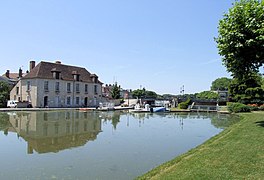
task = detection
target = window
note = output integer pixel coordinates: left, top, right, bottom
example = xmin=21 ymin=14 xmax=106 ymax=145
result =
xmin=67 ymin=83 xmax=71 ymax=93
xmin=76 ymin=97 xmax=80 ymax=105
xmin=94 ymin=85 xmax=98 ymax=95
xmin=27 ymin=81 xmax=31 ymax=91
xmin=67 ymin=97 xmax=71 ymax=105
xmin=85 ymin=84 xmax=88 ymax=94
xmin=44 ymin=81 xmax=49 ymax=92
xmin=76 ymin=75 xmax=80 ymax=81
xmin=16 ymin=87 xmax=19 ymax=95
xmin=55 ymin=82 xmax=60 ymax=92
xmin=55 ymin=72 xmax=60 ymax=79
xmin=73 ymin=74 xmax=80 ymax=81
xmin=76 ymin=83 xmax=80 ymax=93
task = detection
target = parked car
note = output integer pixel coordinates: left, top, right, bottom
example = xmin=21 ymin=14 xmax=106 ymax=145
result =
xmin=7 ymin=100 xmax=18 ymax=108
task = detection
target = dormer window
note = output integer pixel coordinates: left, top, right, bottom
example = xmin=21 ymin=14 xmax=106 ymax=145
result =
xmin=72 ymin=71 xmax=80 ymax=81
xmin=51 ymin=68 xmax=61 ymax=80
xmin=90 ymin=74 xmax=98 ymax=83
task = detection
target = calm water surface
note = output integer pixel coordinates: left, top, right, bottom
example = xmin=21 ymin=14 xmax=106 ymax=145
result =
xmin=0 ymin=111 xmax=239 ymax=180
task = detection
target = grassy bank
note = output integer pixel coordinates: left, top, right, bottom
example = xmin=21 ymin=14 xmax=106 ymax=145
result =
xmin=137 ymin=111 xmax=264 ymax=179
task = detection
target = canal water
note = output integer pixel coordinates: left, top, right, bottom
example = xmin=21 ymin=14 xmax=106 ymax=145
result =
xmin=0 ymin=111 xmax=239 ymax=180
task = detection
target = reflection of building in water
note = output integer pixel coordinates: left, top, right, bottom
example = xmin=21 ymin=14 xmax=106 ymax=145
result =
xmin=8 ymin=111 xmax=102 ymax=154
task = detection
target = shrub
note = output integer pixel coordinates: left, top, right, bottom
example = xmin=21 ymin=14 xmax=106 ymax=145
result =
xmin=178 ymin=98 xmax=191 ymax=109
xmin=259 ymin=105 xmax=264 ymax=111
xmin=179 ymin=102 xmax=188 ymax=109
xmin=247 ymin=104 xmax=259 ymax=111
xmin=227 ymin=102 xmax=251 ymax=113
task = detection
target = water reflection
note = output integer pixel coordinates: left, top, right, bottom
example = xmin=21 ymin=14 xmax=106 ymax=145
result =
xmin=0 ymin=111 xmax=241 ymax=180
xmin=129 ymin=112 xmax=240 ymax=129
xmin=7 ymin=111 xmax=102 ymax=154
xmin=2 ymin=111 xmax=239 ymax=155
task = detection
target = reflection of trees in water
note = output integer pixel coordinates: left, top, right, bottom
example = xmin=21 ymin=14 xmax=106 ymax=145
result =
xmin=100 ymin=111 xmax=121 ymax=130
xmin=210 ymin=114 xmax=240 ymax=129
xmin=111 ymin=112 xmax=121 ymax=129
xmin=0 ymin=113 xmax=11 ymax=135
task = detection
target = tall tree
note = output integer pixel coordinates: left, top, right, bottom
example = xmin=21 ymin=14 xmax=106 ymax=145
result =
xmin=215 ymin=0 xmax=264 ymax=79
xmin=211 ymin=77 xmax=232 ymax=91
xmin=132 ymin=89 xmax=146 ymax=99
xmin=111 ymin=83 xmax=121 ymax=99
xmin=229 ymin=74 xmax=264 ymax=104
xmin=0 ymin=81 xmax=10 ymax=108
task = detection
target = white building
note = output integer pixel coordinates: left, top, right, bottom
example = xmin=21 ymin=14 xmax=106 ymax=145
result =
xmin=10 ymin=60 xmax=103 ymax=108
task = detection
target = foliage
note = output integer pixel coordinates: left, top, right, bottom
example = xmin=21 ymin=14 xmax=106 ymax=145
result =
xmin=247 ymin=104 xmax=259 ymax=111
xmin=196 ymin=91 xmax=218 ymax=100
xmin=211 ymin=77 xmax=231 ymax=91
xmin=215 ymin=0 xmax=264 ymax=80
xmin=229 ymin=74 xmax=264 ymax=104
xmin=0 ymin=81 xmax=10 ymax=108
xmin=132 ymin=88 xmax=158 ymax=99
xmin=178 ymin=98 xmax=191 ymax=109
xmin=111 ymin=83 xmax=121 ymax=99
xmin=132 ymin=89 xmax=146 ymax=99
xmin=145 ymin=90 xmax=157 ymax=99
xmin=259 ymin=104 xmax=264 ymax=111
xmin=0 ymin=113 xmax=10 ymax=131
xmin=261 ymin=77 xmax=264 ymax=89
xmin=227 ymin=102 xmax=251 ymax=113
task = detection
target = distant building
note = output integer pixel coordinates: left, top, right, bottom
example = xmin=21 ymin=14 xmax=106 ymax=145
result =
xmin=1 ymin=68 xmax=26 ymax=86
xmin=10 ymin=60 xmax=103 ymax=107
xmin=0 ymin=75 xmax=14 ymax=85
xmin=102 ymin=84 xmax=132 ymax=100
xmin=102 ymin=84 xmax=114 ymax=99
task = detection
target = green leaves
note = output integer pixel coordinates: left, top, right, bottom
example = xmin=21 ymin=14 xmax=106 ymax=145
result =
xmin=211 ymin=77 xmax=231 ymax=91
xmin=111 ymin=83 xmax=121 ymax=99
xmin=0 ymin=81 xmax=10 ymax=108
xmin=216 ymin=0 xmax=264 ymax=79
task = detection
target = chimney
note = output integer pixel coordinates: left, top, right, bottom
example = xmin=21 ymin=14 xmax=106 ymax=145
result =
xmin=29 ymin=61 xmax=35 ymax=72
xmin=19 ymin=68 xmax=22 ymax=78
xmin=5 ymin=70 xmax=10 ymax=78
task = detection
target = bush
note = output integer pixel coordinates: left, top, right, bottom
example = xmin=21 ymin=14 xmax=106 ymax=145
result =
xmin=179 ymin=102 xmax=188 ymax=109
xmin=259 ymin=105 xmax=264 ymax=111
xmin=178 ymin=98 xmax=191 ymax=109
xmin=247 ymin=104 xmax=259 ymax=111
xmin=227 ymin=102 xmax=251 ymax=113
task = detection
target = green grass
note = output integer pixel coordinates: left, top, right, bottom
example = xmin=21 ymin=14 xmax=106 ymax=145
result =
xmin=137 ymin=111 xmax=264 ymax=180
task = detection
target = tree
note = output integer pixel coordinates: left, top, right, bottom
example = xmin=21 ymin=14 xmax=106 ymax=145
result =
xmin=229 ymin=74 xmax=264 ymax=104
xmin=0 ymin=81 xmax=10 ymax=108
xmin=132 ymin=89 xmax=146 ymax=99
xmin=111 ymin=83 xmax=121 ymax=99
xmin=145 ymin=90 xmax=158 ymax=99
xmin=211 ymin=77 xmax=231 ymax=92
xmin=211 ymin=77 xmax=232 ymax=91
xmin=216 ymin=0 xmax=264 ymax=79
xmin=196 ymin=91 xmax=219 ymax=100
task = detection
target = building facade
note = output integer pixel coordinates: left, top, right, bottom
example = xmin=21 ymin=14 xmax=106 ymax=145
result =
xmin=10 ymin=61 xmax=103 ymax=108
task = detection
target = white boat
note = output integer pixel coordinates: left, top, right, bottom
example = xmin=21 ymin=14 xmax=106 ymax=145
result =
xmin=130 ymin=104 xmax=168 ymax=113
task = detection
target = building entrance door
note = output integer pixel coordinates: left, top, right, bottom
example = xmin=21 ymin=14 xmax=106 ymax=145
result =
xmin=44 ymin=96 xmax=48 ymax=107
xmin=84 ymin=97 xmax=88 ymax=107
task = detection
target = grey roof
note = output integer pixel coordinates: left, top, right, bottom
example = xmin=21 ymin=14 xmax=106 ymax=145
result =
xmin=22 ymin=61 xmax=103 ymax=84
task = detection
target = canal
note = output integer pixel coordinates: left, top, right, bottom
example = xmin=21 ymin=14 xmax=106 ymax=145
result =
xmin=0 ymin=110 xmax=239 ymax=180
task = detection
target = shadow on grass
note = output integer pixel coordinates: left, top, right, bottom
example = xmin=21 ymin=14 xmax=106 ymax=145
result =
xmin=255 ymin=121 xmax=264 ymax=127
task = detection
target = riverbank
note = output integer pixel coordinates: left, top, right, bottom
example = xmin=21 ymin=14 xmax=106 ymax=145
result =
xmin=137 ymin=111 xmax=264 ymax=179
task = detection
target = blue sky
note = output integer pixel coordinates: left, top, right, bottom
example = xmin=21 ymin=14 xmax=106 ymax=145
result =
xmin=0 ymin=0 xmax=235 ymax=94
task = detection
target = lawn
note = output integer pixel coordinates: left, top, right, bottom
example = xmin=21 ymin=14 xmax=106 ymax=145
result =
xmin=137 ymin=111 xmax=264 ymax=179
